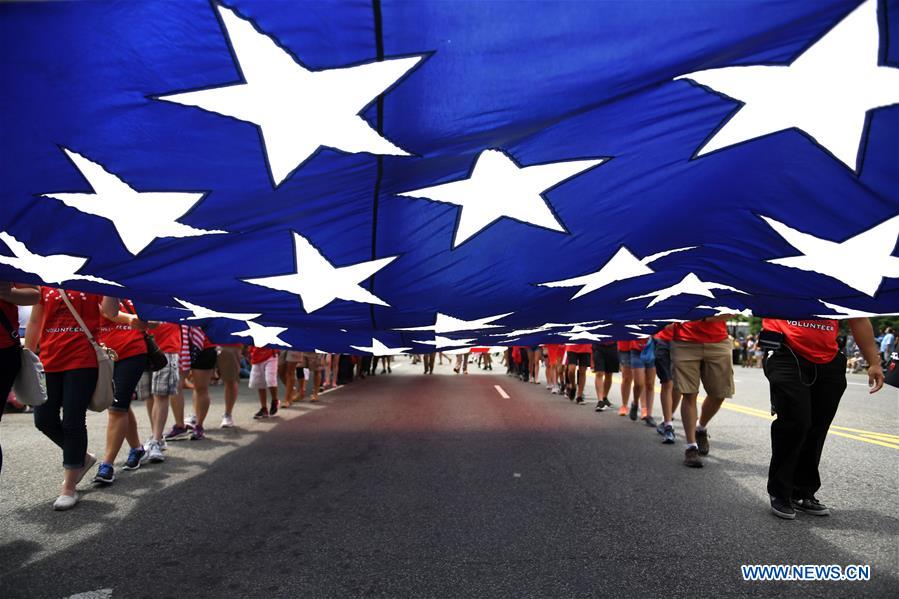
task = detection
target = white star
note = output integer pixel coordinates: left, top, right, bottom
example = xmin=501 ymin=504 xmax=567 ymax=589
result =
xmin=243 ymin=232 xmax=397 ymax=313
xmin=173 ymin=298 xmax=261 ymax=322
xmin=157 ymin=5 xmax=422 ymax=186
xmin=0 ymin=231 xmax=121 ymax=286
xmin=351 ymin=338 xmax=411 ymax=356
xmin=815 ymin=300 xmax=899 ymax=319
xmin=398 ymin=149 xmax=605 ymax=247
xmin=677 ymin=0 xmax=899 ymax=171
xmin=627 ymin=273 xmax=747 ymax=307
xmin=41 ymin=148 xmax=223 ymax=255
xmin=231 ymin=321 xmax=289 ymax=347
xmin=397 ymin=311 xmax=512 ymax=334
xmin=561 ymin=325 xmax=610 ymax=342
xmin=413 ymin=335 xmax=477 ymax=350
xmin=696 ymin=305 xmax=753 ymax=317
xmin=762 ymin=214 xmax=899 ymax=296
xmin=538 ymin=245 xmax=695 ymax=299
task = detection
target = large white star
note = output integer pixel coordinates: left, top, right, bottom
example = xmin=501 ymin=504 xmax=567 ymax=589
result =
xmin=627 ymin=273 xmax=747 ymax=307
xmin=351 ymin=338 xmax=411 ymax=356
xmin=396 ymin=311 xmax=513 ymax=334
xmin=41 ymin=148 xmax=223 ymax=255
xmin=762 ymin=214 xmax=899 ymax=296
xmin=538 ymin=245 xmax=695 ymax=299
xmin=398 ymin=149 xmax=605 ymax=248
xmin=0 ymin=231 xmax=121 ymax=286
xmin=157 ymin=5 xmax=422 ymax=186
xmin=677 ymin=0 xmax=899 ymax=171
xmin=815 ymin=300 xmax=899 ymax=319
xmin=243 ymin=232 xmax=397 ymax=313
xmin=231 ymin=321 xmax=289 ymax=347
xmin=173 ymin=298 xmax=261 ymax=322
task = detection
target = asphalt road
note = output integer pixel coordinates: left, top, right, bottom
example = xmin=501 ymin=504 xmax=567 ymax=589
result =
xmin=0 ymin=357 xmax=897 ymax=598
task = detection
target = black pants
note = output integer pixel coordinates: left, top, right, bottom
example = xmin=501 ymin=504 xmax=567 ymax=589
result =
xmin=765 ymin=348 xmax=846 ymax=501
xmin=35 ymin=367 xmax=97 ymax=469
xmin=0 ymin=345 xmax=21 ymax=474
xmin=110 ymin=353 xmax=148 ymax=412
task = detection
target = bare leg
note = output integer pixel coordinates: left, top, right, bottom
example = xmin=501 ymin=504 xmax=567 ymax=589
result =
xmin=223 ymin=380 xmax=238 ymax=416
xmin=576 ymin=366 xmax=587 ymax=397
xmin=151 ymin=394 xmax=169 ymax=440
xmin=643 ymin=367 xmax=656 ymax=418
xmin=699 ymin=396 xmax=725 ymax=428
xmin=257 ymin=389 xmax=267 ymax=409
xmin=619 ymin=365 xmax=633 ymax=408
xmin=191 ymin=369 xmax=212 ymax=427
xmin=602 ymin=374 xmax=613 ymax=400
xmin=594 ymin=371 xmax=604 ymax=400
xmin=631 ymin=366 xmax=645 ymax=412
xmin=312 ymin=371 xmax=321 ymax=401
xmin=171 ymin=371 xmax=189 ymax=427
xmin=102 ymin=410 xmax=130 ymax=465
xmin=681 ymin=392 xmax=699 ymax=444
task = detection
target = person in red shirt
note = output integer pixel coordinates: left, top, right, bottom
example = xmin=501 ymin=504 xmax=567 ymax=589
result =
xmin=215 ymin=343 xmax=243 ymax=426
xmin=166 ymin=326 xmax=217 ymax=441
xmin=543 ymin=344 xmax=565 ymax=394
xmin=0 ymin=281 xmax=40 ymax=475
xmin=616 ymin=340 xmax=634 ymax=416
xmin=92 ymin=297 xmax=149 ymax=485
xmin=249 ymin=346 xmax=280 ymax=419
xmin=25 ymin=286 xmax=103 ymax=510
xmin=138 ymin=321 xmax=182 ymax=460
xmin=671 ymin=316 xmax=735 ymax=468
xmin=565 ymin=343 xmax=592 ymax=403
xmin=762 ymin=317 xmax=883 ymax=520
xmin=590 ymin=341 xmax=618 ymax=411
xmin=654 ymin=324 xmax=681 ymax=444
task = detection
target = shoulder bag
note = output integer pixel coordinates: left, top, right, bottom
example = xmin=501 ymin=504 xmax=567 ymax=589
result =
xmin=0 ymin=307 xmax=47 ymax=406
xmin=59 ymin=292 xmax=116 ymax=412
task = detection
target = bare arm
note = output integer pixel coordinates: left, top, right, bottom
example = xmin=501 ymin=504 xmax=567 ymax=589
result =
xmin=848 ymin=318 xmax=884 ymax=394
xmin=0 ymin=282 xmax=40 ymax=306
xmin=24 ymin=302 xmax=43 ymax=352
xmin=100 ymin=296 xmax=148 ymax=331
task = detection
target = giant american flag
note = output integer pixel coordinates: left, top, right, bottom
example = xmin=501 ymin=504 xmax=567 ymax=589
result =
xmin=1 ymin=0 xmax=897 ymax=353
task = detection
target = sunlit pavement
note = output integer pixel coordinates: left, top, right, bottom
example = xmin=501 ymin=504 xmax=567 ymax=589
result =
xmin=0 ymin=357 xmax=896 ymax=598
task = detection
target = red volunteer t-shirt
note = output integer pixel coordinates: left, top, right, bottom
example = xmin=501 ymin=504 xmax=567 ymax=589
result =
xmin=673 ymin=320 xmax=728 ymax=344
xmin=152 ymin=322 xmax=182 ymax=354
xmin=565 ymin=343 xmax=592 ymax=353
xmin=99 ymin=299 xmax=146 ymax=361
xmin=38 ymin=287 xmax=102 ymax=373
xmin=762 ymin=319 xmax=839 ymax=364
xmin=249 ymin=346 xmax=278 ymax=364
xmin=655 ymin=324 xmax=676 ymax=342
xmin=0 ymin=297 xmax=18 ymax=350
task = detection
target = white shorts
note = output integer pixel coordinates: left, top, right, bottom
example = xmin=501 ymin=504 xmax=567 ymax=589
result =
xmin=249 ymin=358 xmax=278 ymax=389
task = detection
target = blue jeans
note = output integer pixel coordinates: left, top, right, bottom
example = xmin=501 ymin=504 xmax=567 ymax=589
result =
xmin=34 ymin=368 xmax=96 ymax=469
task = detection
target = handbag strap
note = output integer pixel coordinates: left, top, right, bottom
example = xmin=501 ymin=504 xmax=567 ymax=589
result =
xmin=59 ymin=290 xmax=101 ymax=349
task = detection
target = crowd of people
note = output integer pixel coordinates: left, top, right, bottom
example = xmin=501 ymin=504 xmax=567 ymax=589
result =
xmin=0 ymin=281 xmax=888 ymax=520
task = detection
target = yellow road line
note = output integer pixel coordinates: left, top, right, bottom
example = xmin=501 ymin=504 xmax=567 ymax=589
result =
xmin=583 ymin=371 xmax=898 ymax=450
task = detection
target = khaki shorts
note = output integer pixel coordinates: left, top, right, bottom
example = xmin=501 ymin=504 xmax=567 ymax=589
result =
xmin=217 ymin=346 xmax=242 ymax=383
xmin=671 ymin=338 xmax=734 ymax=398
xmin=297 ymin=352 xmax=320 ymax=369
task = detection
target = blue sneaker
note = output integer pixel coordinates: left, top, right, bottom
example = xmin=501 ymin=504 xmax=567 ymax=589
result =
xmin=662 ymin=424 xmax=676 ymax=444
xmin=656 ymin=422 xmax=666 ymax=435
xmin=628 ymin=402 xmax=638 ymax=421
xmin=122 ymin=447 xmax=146 ymax=471
xmin=93 ymin=462 xmax=115 ymax=484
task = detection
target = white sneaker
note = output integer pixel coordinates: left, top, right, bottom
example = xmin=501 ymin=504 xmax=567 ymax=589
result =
xmin=220 ymin=414 xmax=234 ymax=428
xmin=146 ymin=440 xmax=165 ymax=463
xmin=186 ymin=414 xmax=198 ymax=427
xmin=158 ymin=437 xmax=167 ymax=451
xmin=53 ymin=492 xmax=79 ymax=511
